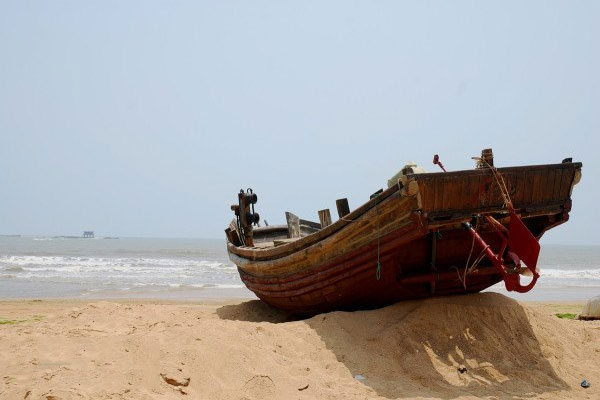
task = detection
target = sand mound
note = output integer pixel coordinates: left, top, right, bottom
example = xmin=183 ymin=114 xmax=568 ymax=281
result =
xmin=1 ymin=293 xmax=598 ymax=399
xmin=305 ymin=293 xmax=597 ymax=398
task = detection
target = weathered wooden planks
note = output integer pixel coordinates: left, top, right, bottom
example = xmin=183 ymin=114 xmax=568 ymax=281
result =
xmin=231 ymin=194 xmax=420 ymax=277
xmin=336 ymin=198 xmax=351 ymax=219
xmin=230 ymin=184 xmax=400 ymax=261
xmin=285 ymin=212 xmax=300 ymax=238
xmin=412 ymin=162 xmax=581 ymax=218
xmin=318 ymin=209 xmax=332 ymax=228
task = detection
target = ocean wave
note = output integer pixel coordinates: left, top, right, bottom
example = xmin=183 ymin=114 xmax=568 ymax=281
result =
xmin=0 ymin=254 xmax=243 ymax=292
xmin=3 ymin=254 xmax=597 ymax=295
xmin=541 ymin=268 xmax=600 ymax=280
xmin=2 ymin=266 xmax=24 ymax=272
xmin=129 ymin=282 xmax=242 ymax=288
xmin=0 ymin=255 xmax=234 ymax=274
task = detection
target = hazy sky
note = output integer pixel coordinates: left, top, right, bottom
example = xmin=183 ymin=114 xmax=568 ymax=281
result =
xmin=1 ymin=1 xmax=598 ymax=244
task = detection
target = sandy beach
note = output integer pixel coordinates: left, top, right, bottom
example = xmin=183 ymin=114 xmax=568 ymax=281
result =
xmin=1 ymin=293 xmax=598 ymax=400
xmin=2 ymin=0 xmax=598 ymax=398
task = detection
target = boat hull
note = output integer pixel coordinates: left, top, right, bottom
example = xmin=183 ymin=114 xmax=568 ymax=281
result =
xmin=228 ymin=161 xmax=582 ymax=314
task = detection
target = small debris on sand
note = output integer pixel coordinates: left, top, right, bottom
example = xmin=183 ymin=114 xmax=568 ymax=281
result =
xmin=160 ymin=368 xmax=190 ymax=387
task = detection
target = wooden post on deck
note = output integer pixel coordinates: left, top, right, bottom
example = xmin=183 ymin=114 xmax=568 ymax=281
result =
xmin=318 ymin=209 xmax=332 ymax=228
xmin=336 ymin=198 xmax=350 ymax=219
xmin=476 ymin=148 xmax=494 ymax=168
xmin=285 ymin=212 xmax=301 ymax=238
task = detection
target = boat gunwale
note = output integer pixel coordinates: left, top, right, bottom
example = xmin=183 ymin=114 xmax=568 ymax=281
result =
xmin=228 ymin=181 xmax=402 ymax=260
xmin=411 ymin=161 xmax=582 ymax=180
xmin=227 ymin=161 xmax=581 ymax=261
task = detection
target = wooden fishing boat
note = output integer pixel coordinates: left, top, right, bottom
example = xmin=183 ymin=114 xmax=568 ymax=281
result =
xmin=225 ymin=150 xmax=582 ymax=314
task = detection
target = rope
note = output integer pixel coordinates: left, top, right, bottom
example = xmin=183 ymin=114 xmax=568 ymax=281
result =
xmin=452 ymin=266 xmax=464 ymax=288
xmin=342 ymin=177 xmax=419 ymax=280
xmin=450 ymin=158 xmax=513 ymax=290
xmin=474 ymin=157 xmax=513 ymax=209
xmin=453 ymin=245 xmax=488 ymax=290
xmin=458 ymin=216 xmax=492 ymax=289
xmin=456 ymin=158 xmax=513 ymax=289
xmin=464 ymin=231 xmax=476 ymax=274
xmin=461 ymin=216 xmax=480 ymax=288
xmin=468 ymin=246 xmax=488 ymax=274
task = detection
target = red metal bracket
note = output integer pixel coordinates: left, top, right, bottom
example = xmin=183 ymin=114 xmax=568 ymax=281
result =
xmin=463 ymin=212 xmax=540 ymax=293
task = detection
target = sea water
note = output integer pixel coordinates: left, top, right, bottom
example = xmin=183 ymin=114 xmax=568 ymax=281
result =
xmin=0 ymin=236 xmax=252 ymax=299
xmin=487 ymin=244 xmax=600 ymax=301
xmin=0 ymin=236 xmax=598 ymax=301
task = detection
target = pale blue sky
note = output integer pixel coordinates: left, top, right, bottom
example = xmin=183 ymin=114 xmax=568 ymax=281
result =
xmin=1 ymin=1 xmax=598 ymax=244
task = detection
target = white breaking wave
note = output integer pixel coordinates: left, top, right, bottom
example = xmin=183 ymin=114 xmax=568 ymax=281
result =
xmin=0 ymin=255 xmax=227 ymax=269
xmin=541 ymin=268 xmax=600 ymax=280
xmin=0 ymin=255 xmax=240 ymax=290
xmin=0 ymin=255 xmax=235 ymax=277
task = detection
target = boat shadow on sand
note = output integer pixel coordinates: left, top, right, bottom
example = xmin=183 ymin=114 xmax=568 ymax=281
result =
xmin=217 ymin=292 xmax=569 ymax=399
